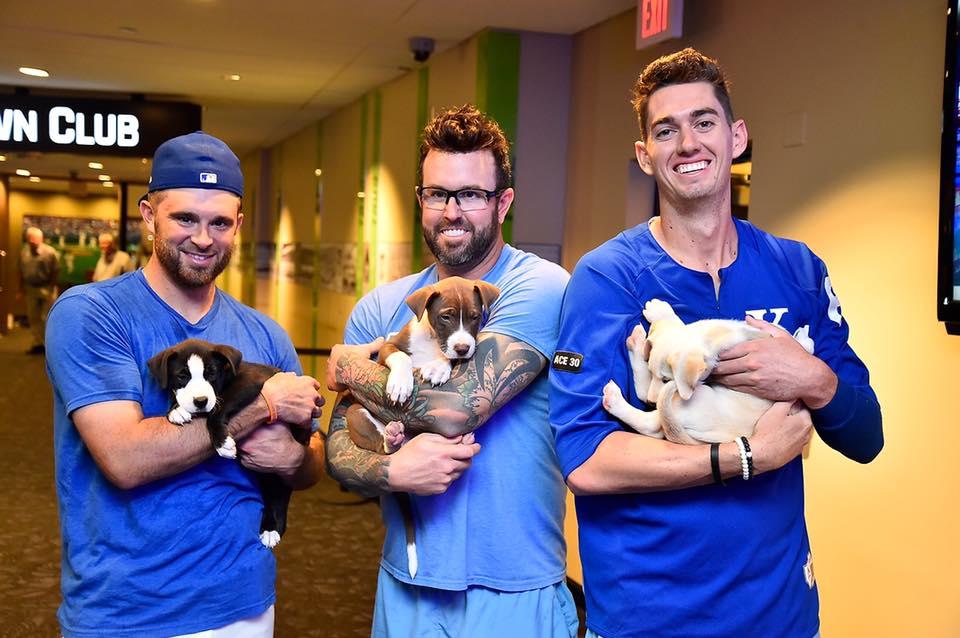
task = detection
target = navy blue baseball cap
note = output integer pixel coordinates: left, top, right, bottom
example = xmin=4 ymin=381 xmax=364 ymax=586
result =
xmin=147 ymin=131 xmax=243 ymax=197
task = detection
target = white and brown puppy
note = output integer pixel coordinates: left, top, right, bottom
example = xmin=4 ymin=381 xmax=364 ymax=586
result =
xmin=345 ymin=276 xmax=499 ymax=578
xmin=603 ymin=299 xmax=814 ymax=444
xmin=148 ymin=339 xmax=309 ymax=548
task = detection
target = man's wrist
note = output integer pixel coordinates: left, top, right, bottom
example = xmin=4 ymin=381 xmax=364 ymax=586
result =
xmin=803 ymin=361 xmax=838 ymax=410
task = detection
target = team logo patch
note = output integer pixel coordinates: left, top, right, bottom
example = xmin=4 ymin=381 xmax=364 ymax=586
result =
xmin=199 ymin=172 xmax=218 ymax=184
xmin=552 ymin=351 xmax=583 ymax=373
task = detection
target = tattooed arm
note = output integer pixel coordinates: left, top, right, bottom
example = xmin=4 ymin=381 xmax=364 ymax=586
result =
xmin=329 ymin=332 xmax=547 ymax=438
xmin=325 ymin=391 xmax=481 ymax=496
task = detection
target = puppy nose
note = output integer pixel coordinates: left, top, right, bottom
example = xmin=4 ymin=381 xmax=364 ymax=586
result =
xmin=193 ymin=396 xmax=209 ymax=409
xmin=454 ymin=344 xmax=470 ymax=357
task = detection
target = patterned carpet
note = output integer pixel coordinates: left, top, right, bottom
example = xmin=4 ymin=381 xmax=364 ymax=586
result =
xmin=0 ymin=327 xmax=383 ymax=637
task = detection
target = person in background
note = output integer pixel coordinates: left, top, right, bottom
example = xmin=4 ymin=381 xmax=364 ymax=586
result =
xmin=92 ymin=232 xmax=134 ymax=282
xmin=19 ymin=226 xmax=59 ymax=355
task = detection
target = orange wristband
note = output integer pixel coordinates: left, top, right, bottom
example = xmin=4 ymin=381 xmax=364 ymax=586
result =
xmin=260 ymin=391 xmax=278 ymax=423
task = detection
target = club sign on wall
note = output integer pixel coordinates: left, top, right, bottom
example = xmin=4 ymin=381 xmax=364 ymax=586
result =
xmin=0 ymin=95 xmax=201 ymax=156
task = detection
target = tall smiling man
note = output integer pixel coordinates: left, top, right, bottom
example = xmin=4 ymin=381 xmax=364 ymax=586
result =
xmin=46 ymin=132 xmax=326 ymax=638
xmin=325 ymin=105 xmax=577 ymax=637
xmin=550 ymin=49 xmax=883 ymax=638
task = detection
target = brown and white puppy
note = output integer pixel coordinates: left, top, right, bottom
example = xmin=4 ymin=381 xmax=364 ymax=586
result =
xmin=148 ymin=339 xmax=309 ymax=548
xmin=345 ymin=276 xmax=499 ymax=577
xmin=603 ymin=299 xmax=814 ymax=444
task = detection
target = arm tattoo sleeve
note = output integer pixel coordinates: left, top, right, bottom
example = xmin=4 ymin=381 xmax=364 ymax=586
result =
xmin=324 ymin=393 xmax=391 ymax=497
xmin=336 ymin=332 xmax=547 ymax=438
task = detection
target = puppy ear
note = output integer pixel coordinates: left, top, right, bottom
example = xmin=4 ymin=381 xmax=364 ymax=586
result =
xmin=674 ymin=355 xmax=708 ymax=401
xmin=147 ymin=348 xmax=175 ymax=390
xmin=211 ymin=344 xmax=243 ymax=376
xmin=473 ymin=281 xmax=500 ymax=312
xmin=405 ymin=286 xmax=440 ymax=320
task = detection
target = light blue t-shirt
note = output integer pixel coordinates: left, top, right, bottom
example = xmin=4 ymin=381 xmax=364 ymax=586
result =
xmin=345 ymin=244 xmax=570 ymax=591
xmin=45 ymin=270 xmax=301 ymax=638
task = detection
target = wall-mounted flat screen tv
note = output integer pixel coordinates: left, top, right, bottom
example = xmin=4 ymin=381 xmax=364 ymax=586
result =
xmin=938 ymin=1 xmax=960 ymax=334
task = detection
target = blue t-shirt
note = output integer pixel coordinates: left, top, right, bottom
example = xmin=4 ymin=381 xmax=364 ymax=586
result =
xmin=550 ymin=219 xmax=882 ymax=638
xmin=345 ymin=244 xmax=570 ymax=591
xmin=45 ymin=270 xmax=302 ymax=638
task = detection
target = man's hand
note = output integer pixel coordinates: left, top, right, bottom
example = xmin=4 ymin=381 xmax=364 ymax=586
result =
xmin=749 ymin=400 xmax=813 ymax=474
xmin=711 ymin=316 xmax=837 ymax=408
xmin=325 ymin=337 xmax=385 ymax=391
xmin=387 ymin=432 xmax=481 ymax=496
xmin=260 ymin=372 xmax=324 ymax=427
xmin=238 ymin=422 xmax=306 ymax=481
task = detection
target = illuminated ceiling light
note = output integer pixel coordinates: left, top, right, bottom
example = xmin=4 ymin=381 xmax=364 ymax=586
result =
xmin=88 ymin=161 xmax=103 ymax=170
xmin=357 ymin=191 xmax=365 ymax=198
xmin=224 ymin=73 xmax=241 ymax=81
xmin=0 ymin=155 xmax=6 ymax=161
xmin=98 ymin=174 xmax=111 ymax=181
xmin=103 ymin=181 xmax=114 ymax=187
xmin=29 ymin=176 xmax=41 ymax=182
xmin=19 ymin=66 xmax=49 ymax=78
xmin=314 ymin=169 xmax=322 ymax=177
xmin=15 ymin=169 xmax=30 ymax=177
xmin=141 ymin=158 xmax=149 ymax=164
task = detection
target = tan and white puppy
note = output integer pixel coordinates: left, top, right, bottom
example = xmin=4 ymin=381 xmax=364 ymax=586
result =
xmin=603 ymin=299 xmax=814 ymax=444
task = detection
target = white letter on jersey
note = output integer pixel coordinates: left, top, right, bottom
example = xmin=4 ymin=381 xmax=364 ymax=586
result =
xmin=824 ymin=276 xmax=842 ymax=326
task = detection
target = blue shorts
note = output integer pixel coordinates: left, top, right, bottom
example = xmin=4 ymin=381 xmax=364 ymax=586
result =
xmin=372 ymin=567 xmax=579 ymax=638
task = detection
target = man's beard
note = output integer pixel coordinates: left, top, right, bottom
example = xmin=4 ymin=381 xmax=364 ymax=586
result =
xmin=423 ymin=211 xmax=499 ymax=269
xmin=153 ymin=232 xmax=233 ymax=288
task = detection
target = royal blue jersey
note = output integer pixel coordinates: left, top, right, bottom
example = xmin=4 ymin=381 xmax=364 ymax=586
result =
xmin=549 ymin=218 xmax=882 ymax=638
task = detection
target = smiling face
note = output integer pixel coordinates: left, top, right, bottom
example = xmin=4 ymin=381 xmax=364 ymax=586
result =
xmin=635 ymin=81 xmax=747 ymax=210
xmin=141 ymin=188 xmax=242 ymax=289
xmin=420 ymin=150 xmax=514 ymax=278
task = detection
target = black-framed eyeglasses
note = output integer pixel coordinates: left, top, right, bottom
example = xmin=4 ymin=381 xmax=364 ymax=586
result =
xmin=416 ymin=186 xmax=501 ymax=212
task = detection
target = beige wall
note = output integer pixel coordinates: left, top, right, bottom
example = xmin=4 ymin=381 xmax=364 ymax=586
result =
xmin=565 ymin=1 xmax=956 ymax=635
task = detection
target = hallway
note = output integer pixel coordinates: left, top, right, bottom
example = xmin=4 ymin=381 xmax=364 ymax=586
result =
xmin=0 ymin=327 xmax=383 ymax=637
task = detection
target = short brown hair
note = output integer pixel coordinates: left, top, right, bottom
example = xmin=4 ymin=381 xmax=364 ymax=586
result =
xmin=631 ymin=48 xmax=734 ymax=141
xmin=418 ymin=104 xmax=512 ymax=190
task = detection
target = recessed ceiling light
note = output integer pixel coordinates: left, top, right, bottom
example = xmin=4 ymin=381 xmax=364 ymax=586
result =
xmin=141 ymin=158 xmax=149 ymax=164
xmin=19 ymin=67 xmax=49 ymax=78
xmin=0 ymin=155 xmax=6 ymax=162
xmin=88 ymin=161 xmax=103 ymax=170
xmin=103 ymin=181 xmax=114 ymax=187
xmin=314 ymin=169 xmax=322 ymax=177
xmin=15 ymin=169 xmax=30 ymax=177
xmin=98 ymin=174 xmax=111 ymax=181
xmin=357 ymin=191 xmax=365 ymax=199
xmin=29 ymin=176 xmax=41 ymax=182
xmin=223 ymin=73 xmax=241 ymax=81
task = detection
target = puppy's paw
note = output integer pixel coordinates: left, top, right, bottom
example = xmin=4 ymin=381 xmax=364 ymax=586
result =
xmin=419 ymin=359 xmax=452 ymax=386
xmin=383 ymin=421 xmax=405 ymax=453
xmin=216 ymin=435 xmax=237 ymax=459
xmin=602 ymin=380 xmax=627 ymax=414
xmin=386 ymin=370 xmax=414 ymax=404
xmin=259 ymin=530 xmax=281 ymax=548
xmin=793 ymin=324 xmax=815 ymax=354
xmin=167 ymin=406 xmax=192 ymax=425
xmin=625 ymin=323 xmax=648 ymax=354
xmin=643 ymin=298 xmax=674 ymax=323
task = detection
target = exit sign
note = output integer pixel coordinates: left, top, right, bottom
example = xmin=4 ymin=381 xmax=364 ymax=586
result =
xmin=636 ymin=0 xmax=683 ymax=49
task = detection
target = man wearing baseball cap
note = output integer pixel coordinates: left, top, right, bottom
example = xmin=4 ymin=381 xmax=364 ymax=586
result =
xmin=45 ymin=131 xmax=326 ymax=637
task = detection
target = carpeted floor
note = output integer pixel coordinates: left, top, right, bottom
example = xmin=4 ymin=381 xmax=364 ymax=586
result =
xmin=0 ymin=327 xmax=384 ymax=637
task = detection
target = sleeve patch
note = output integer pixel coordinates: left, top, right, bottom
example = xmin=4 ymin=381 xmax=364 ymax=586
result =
xmin=552 ymin=351 xmax=584 ymax=373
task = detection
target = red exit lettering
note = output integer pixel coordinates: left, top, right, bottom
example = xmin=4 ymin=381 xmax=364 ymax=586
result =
xmin=641 ymin=0 xmax=669 ymax=39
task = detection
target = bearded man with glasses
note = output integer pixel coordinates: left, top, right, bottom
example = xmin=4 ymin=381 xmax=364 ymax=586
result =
xmin=325 ymin=105 xmax=578 ymax=638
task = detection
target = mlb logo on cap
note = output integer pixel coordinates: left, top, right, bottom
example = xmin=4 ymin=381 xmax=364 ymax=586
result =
xmin=146 ymin=131 xmax=243 ymax=197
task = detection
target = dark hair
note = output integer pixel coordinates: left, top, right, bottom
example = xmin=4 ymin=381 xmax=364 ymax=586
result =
xmin=418 ymin=104 xmax=512 ymax=189
xmin=631 ymin=48 xmax=734 ymax=141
